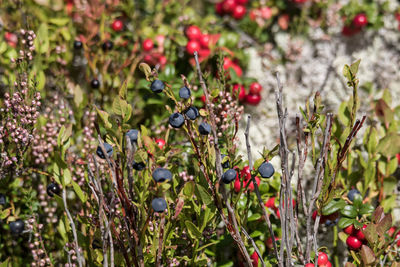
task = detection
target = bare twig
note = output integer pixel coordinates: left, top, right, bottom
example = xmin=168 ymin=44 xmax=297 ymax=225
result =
xmin=62 ymin=188 xmax=84 ymax=267
xmin=241 ymin=227 xmax=265 ymax=267
xmin=244 ymin=115 xmax=280 ymax=265
xmin=156 ymin=214 xmax=166 ymax=267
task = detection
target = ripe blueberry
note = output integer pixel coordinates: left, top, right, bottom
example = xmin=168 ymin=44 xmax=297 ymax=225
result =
xmin=126 ymin=129 xmax=139 ymax=144
xmin=152 ymin=168 xmax=172 ymax=183
xmin=347 ymin=189 xmax=361 ymax=201
xmin=46 ymin=183 xmax=61 ymax=197
xmin=169 ymin=113 xmax=185 ymax=128
xmin=0 ymin=193 xmax=6 ymax=205
xmin=91 ymin=79 xmax=100 ymax=89
xmin=221 ymin=154 xmax=230 ymax=168
xmin=258 ymin=161 xmax=274 ymax=178
xmin=184 ymin=106 xmax=199 ymax=120
xmin=102 ymin=40 xmax=114 ymax=51
xmin=150 ymin=79 xmax=165 ymax=93
xmin=152 ymin=197 xmax=167 ymax=212
xmin=96 ymin=143 xmax=113 ymax=159
xmin=198 ymin=122 xmax=211 ymax=135
xmin=179 ymin=86 xmax=191 ymax=99
xmin=132 ymin=161 xmax=146 ymax=171
xmin=9 ymin=219 xmax=24 ymax=235
xmin=222 ymin=169 xmax=237 ymax=184
xmin=73 ymin=40 xmax=83 ymax=49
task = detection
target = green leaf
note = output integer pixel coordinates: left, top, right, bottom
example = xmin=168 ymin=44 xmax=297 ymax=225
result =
xmin=352 ymin=194 xmax=363 ymax=209
xmin=366 ymin=127 xmax=378 ymax=155
xmin=338 ymin=217 xmax=355 ymax=229
xmin=185 ymin=221 xmax=202 ymax=239
xmin=248 ymin=213 xmax=261 ymax=222
xmin=359 ymin=204 xmax=374 ymax=215
xmin=322 ymin=199 xmax=346 ymax=215
xmin=349 ymin=59 xmax=361 ymax=76
xmin=376 ymin=133 xmax=400 ymax=157
xmin=341 ymin=205 xmax=357 ymax=218
xmin=36 ymin=70 xmax=46 ymax=91
xmin=95 ymin=107 xmax=112 ymax=129
xmin=63 ymin=169 xmax=72 ymax=186
xmin=72 ymin=181 xmax=87 ymax=202
xmin=195 ymin=184 xmax=212 ymax=206
xmin=182 ymin=181 xmax=195 ymax=198
xmin=35 ymin=23 xmax=49 ymax=54
xmin=139 ymin=63 xmax=152 ymax=81
xmin=343 ymin=64 xmax=352 ymax=82
xmin=0 ymin=258 xmax=10 ymax=267
xmin=73 ymin=84 xmax=83 ymax=107
xmin=49 ymin=17 xmax=70 ymax=26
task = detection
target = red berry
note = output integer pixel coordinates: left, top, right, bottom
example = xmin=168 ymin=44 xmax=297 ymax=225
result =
xmin=312 ymin=210 xmax=317 ymax=221
xmin=240 ymin=166 xmax=252 ymax=180
xmin=215 ymin=2 xmax=225 ymax=16
xmin=342 ymin=25 xmax=361 ymax=36
xmin=200 ymin=95 xmax=206 ymax=104
xmin=249 ymin=9 xmax=259 ymax=21
xmin=111 ymin=19 xmax=124 ymax=32
xmin=142 ymin=39 xmax=154 ymax=51
xmin=159 ymin=55 xmax=167 ymax=66
xmin=395 ymin=231 xmax=400 ymax=246
xmin=186 ymin=40 xmax=200 ymax=55
xmin=234 ymin=176 xmax=242 ymax=193
xmin=353 ymin=13 xmax=368 ymax=27
xmin=276 ymin=209 xmax=280 ymax=219
xmin=232 ymin=84 xmax=246 ymax=102
xmin=250 ymin=251 xmax=259 ymax=267
xmin=4 ymin=32 xmax=17 ymax=48
xmin=231 ymin=63 xmax=243 ymax=77
xmin=293 ymin=0 xmax=308 ymax=3
xmin=344 ymin=224 xmax=355 ymax=235
xmin=249 ymin=82 xmax=262 ymax=94
xmin=198 ymin=49 xmax=210 ymax=58
xmin=232 ymin=5 xmax=246 ymax=20
xmin=388 ymin=227 xmax=396 ymax=237
xmin=199 ymin=34 xmax=210 ymax=48
xmin=247 ymin=177 xmax=260 ymax=192
xmin=317 ymin=252 xmax=328 ymax=265
xmin=266 ymin=237 xmax=280 ymax=249
xmin=355 ymin=224 xmax=367 ymax=241
xmin=245 ymin=94 xmax=261 ymax=105
xmin=396 ymin=154 xmax=400 ymax=165
xmin=235 ymin=0 xmax=248 ymax=4
xmin=155 ymin=138 xmax=165 ymax=149
xmin=185 ymin=25 xmax=202 ymax=40
xmin=278 ymin=14 xmax=290 ymax=30
xmin=222 ymin=0 xmax=236 ymax=14
xmin=325 ymin=262 xmax=332 ymax=267
xmin=259 ymin=6 xmax=272 ymax=19
xmin=346 ymin=236 xmax=362 ymax=250
xmin=305 ymin=264 xmax=314 ymax=267
xmin=265 ymin=197 xmax=276 ymax=209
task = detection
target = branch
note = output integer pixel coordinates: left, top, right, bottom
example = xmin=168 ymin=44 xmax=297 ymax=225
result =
xmin=244 ymin=115 xmax=280 ymax=265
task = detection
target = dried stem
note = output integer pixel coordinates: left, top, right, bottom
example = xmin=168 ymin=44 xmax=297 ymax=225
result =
xmin=156 ymin=214 xmax=166 ymax=266
xmin=244 ymin=115 xmax=280 ymax=265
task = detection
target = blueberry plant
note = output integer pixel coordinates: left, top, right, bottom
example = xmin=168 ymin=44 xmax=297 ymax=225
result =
xmin=0 ymin=1 xmax=400 ymax=267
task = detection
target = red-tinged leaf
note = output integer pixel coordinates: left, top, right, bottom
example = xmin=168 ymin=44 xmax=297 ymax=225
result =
xmin=376 ymin=214 xmax=392 ymax=236
xmin=372 ymin=206 xmax=384 ymax=224
xmin=360 ymin=245 xmax=375 ymax=265
xmin=364 ymin=224 xmax=378 ymax=245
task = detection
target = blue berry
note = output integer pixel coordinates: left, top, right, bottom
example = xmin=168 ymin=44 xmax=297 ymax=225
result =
xmin=126 ymin=129 xmax=139 ymax=144
xmin=102 ymin=40 xmax=113 ymax=51
xmin=184 ymin=106 xmax=199 ymax=120
xmin=152 ymin=198 xmax=167 ymax=212
xmin=348 ymin=189 xmax=361 ymax=202
xmin=258 ymin=161 xmax=274 ymax=178
xmin=152 ymin=168 xmax=172 ymax=183
xmin=73 ymin=40 xmax=82 ymax=49
xmin=96 ymin=143 xmax=113 ymax=159
xmin=150 ymin=79 xmax=165 ymax=93
xmin=221 ymin=154 xmax=230 ymax=169
xmin=91 ymin=79 xmax=100 ymax=89
xmin=46 ymin=183 xmax=61 ymax=197
xmin=179 ymin=86 xmax=191 ymax=99
xmin=169 ymin=113 xmax=185 ymax=128
xmin=222 ymin=169 xmax=237 ymax=184
xmin=132 ymin=161 xmax=146 ymax=171
xmin=9 ymin=219 xmax=24 ymax=235
xmin=0 ymin=193 xmax=6 ymax=205
xmin=198 ymin=122 xmax=211 ymax=135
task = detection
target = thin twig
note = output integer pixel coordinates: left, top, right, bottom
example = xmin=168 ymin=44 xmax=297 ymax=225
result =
xmin=241 ymin=227 xmax=265 ymax=267
xmin=244 ymin=115 xmax=280 ymax=265
xmin=156 ymin=214 xmax=166 ymax=266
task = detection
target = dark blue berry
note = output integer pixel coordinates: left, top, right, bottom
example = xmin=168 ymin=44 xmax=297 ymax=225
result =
xmin=132 ymin=161 xmax=146 ymax=171
xmin=221 ymin=154 xmax=230 ymax=169
xmin=348 ymin=189 xmax=361 ymax=202
xmin=0 ymin=193 xmax=6 ymax=205
xmin=73 ymin=40 xmax=82 ymax=49
xmin=96 ymin=143 xmax=113 ymax=159
xmin=91 ymin=79 xmax=100 ymax=89
xmin=46 ymin=183 xmax=61 ymax=197
xmin=9 ymin=219 xmax=24 ymax=235
xmin=152 ymin=168 xmax=172 ymax=183
xmin=102 ymin=40 xmax=113 ymax=51
xmin=184 ymin=106 xmax=199 ymax=120
xmin=198 ymin=122 xmax=211 ymax=135
xmin=152 ymin=198 xmax=167 ymax=212
xmin=179 ymin=86 xmax=191 ymax=99
xmin=150 ymin=79 xmax=165 ymax=93
xmin=222 ymin=169 xmax=237 ymax=184
xmin=169 ymin=113 xmax=185 ymax=128
xmin=258 ymin=161 xmax=274 ymax=178
xmin=126 ymin=129 xmax=139 ymax=144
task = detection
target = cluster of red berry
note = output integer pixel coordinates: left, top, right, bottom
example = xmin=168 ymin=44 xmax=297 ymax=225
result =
xmin=342 ymin=13 xmax=368 ymax=36
xmin=142 ymin=37 xmax=167 ymax=67
xmin=232 ymin=82 xmax=263 ymax=106
xmin=343 ymin=224 xmax=367 ymax=250
xmin=215 ymin=0 xmax=248 ymax=20
xmin=305 ymin=252 xmax=332 ymax=267
xmin=234 ymin=166 xmax=260 ymax=193
xmin=185 ymin=25 xmax=213 ymax=58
